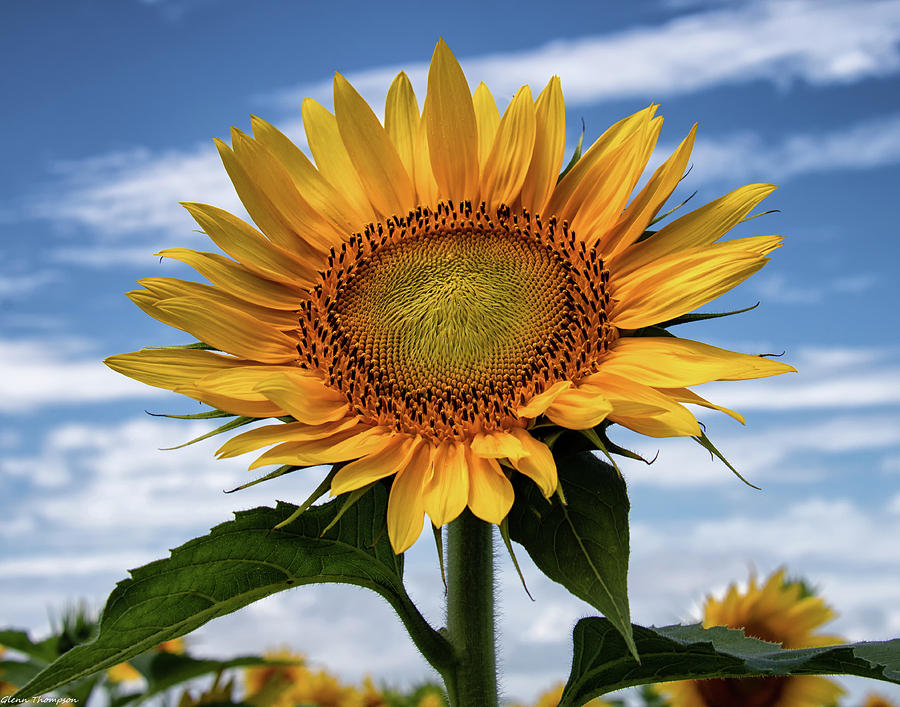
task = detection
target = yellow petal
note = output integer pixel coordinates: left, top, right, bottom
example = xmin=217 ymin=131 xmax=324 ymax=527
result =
xmin=249 ymin=114 xmax=362 ymax=233
xmin=612 ymin=182 xmax=778 ymax=277
xmin=182 ymin=202 xmax=317 ymax=284
xmin=182 ymin=366 xmax=293 ymax=417
xmin=334 ymin=73 xmax=416 ymax=217
xmin=253 ymin=370 xmax=350 ymax=424
xmin=413 ymin=111 xmax=439 ymax=208
xmin=385 ymin=71 xmax=420 ymax=179
xmin=330 ymin=434 xmax=419 ymax=495
xmin=658 ymin=387 xmax=745 ymax=424
xmin=470 ymin=430 xmax=527 ymax=460
xmin=546 ymin=105 xmax=657 ymax=221
xmin=424 ymin=39 xmax=479 ymax=203
xmin=249 ymin=425 xmax=392 ymax=469
xmin=545 ymin=385 xmax=613 ymax=429
xmin=516 ymin=380 xmax=573 ymax=418
xmin=216 ymin=417 xmax=360 ymax=459
xmin=601 ymin=337 xmax=797 ymax=387
xmin=423 ymin=441 xmax=469 ymax=527
xmin=603 ymin=124 xmax=696 ymax=257
xmin=584 ymin=372 xmax=701 ymax=438
xmin=519 ymin=76 xmax=565 ymax=214
xmin=387 ymin=442 xmax=434 ymax=553
xmin=301 ymin=97 xmax=375 ymax=221
xmin=217 ymin=133 xmax=337 ymax=255
xmin=569 ymin=115 xmax=660 ymax=246
xmin=472 ymin=82 xmax=500 ymax=169
xmin=104 ymin=348 xmax=248 ymax=392
xmin=151 ymin=296 xmax=298 ymax=363
xmin=480 ymin=85 xmax=536 ymax=208
xmin=157 ymin=248 xmax=304 ymax=310
xmin=137 ymin=277 xmax=298 ymax=332
xmin=609 ymin=235 xmax=783 ymax=329
xmin=508 ymin=428 xmax=557 ymax=497
xmin=466 ymin=449 xmax=513 ymax=524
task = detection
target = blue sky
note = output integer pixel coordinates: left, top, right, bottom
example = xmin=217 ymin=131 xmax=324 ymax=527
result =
xmin=2 ymin=0 xmax=900 ymax=703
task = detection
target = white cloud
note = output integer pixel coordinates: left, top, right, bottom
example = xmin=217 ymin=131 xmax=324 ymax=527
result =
xmin=0 ymin=338 xmax=167 ymax=413
xmin=686 ymin=113 xmax=900 ymax=184
xmin=267 ymin=0 xmax=900 ymax=110
xmin=0 ymin=270 xmax=58 ymax=298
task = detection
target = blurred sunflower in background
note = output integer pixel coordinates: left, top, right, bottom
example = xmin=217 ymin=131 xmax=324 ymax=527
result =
xmin=656 ymin=568 xmax=845 ymax=707
xmin=107 ymin=637 xmax=185 ymax=684
xmin=107 ymin=39 xmax=793 ymax=552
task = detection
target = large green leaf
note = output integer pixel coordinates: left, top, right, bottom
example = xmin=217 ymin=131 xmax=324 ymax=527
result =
xmin=14 ymin=486 xmax=452 ymax=699
xmin=561 ymin=618 xmax=900 ymax=706
xmin=507 ymin=451 xmax=635 ymax=659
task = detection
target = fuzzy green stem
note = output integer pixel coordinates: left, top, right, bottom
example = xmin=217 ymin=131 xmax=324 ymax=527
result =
xmin=445 ymin=509 xmax=499 ymax=707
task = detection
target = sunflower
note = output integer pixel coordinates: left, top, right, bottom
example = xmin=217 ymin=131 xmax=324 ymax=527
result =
xmin=107 ymin=637 xmax=185 ymax=683
xmin=656 ymin=569 xmax=845 ymax=707
xmin=106 ymin=39 xmax=793 ymax=552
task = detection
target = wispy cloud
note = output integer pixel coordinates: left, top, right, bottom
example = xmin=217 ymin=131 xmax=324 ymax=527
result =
xmin=0 ymin=339 xmax=167 ymax=413
xmin=687 ymin=113 xmax=900 ymax=184
xmin=267 ymin=0 xmax=900 ymax=110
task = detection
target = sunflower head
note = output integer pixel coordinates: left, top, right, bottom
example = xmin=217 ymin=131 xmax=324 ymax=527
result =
xmin=106 ymin=39 xmax=794 ymax=553
xmin=656 ymin=568 xmax=845 ymax=707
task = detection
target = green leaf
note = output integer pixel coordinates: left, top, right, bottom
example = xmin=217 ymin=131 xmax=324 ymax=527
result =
xmin=507 ymin=451 xmax=635 ymax=659
xmin=560 ymin=618 xmax=900 ymax=706
xmin=0 ymin=630 xmax=59 ymax=664
xmin=0 ymin=658 xmax=46 ymax=685
xmin=14 ymin=486 xmax=452 ymax=699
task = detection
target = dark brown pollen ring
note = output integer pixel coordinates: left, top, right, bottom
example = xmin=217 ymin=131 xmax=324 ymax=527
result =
xmin=296 ymin=201 xmax=615 ymax=441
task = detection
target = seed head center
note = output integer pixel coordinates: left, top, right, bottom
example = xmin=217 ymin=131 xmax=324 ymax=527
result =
xmin=297 ymin=202 xmax=613 ymax=439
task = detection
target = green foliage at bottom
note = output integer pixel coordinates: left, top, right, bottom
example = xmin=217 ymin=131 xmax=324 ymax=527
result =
xmin=561 ymin=618 xmax=900 ymax=706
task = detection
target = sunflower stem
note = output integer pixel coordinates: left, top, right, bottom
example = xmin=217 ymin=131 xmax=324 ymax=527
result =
xmin=445 ymin=510 xmax=499 ymax=707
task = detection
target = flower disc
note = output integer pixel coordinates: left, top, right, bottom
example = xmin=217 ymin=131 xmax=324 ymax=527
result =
xmin=303 ymin=201 xmax=613 ymax=440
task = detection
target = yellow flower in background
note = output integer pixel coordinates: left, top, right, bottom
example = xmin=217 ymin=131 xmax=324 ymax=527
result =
xmin=106 ymin=39 xmax=793 ymax=553
xmin=243 ymin=649 xmax=307 ymax=707
xmin=244 ymin=650 xmax=368 ymax=707
xmin=657 ymin=568 xmax=845 ymax=707
xmin=507 ymin=682 xmax=610 ymax=707
xmin=864 ymin=694 xmax=899 ymax=707
xmin=107 ymin=636 xmax=186 ymax=683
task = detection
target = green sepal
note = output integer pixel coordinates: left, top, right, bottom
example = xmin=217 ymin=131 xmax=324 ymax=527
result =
xmin=557 ymin=119 xmax=585 ymax=182
xmin=431 ymin=524 xmax=447 ymax=592
xmin=12 ymin=487 xmax=453 ymax=699
xmin=694 ymin=430 xmax=760 ymax=489
xmin=154 ymin=342 xmax=218 ymax=350
xmin=320 ymin=484 xmax=373 ymax=535
xmin=147 ymin=409 xmax=235 ymax=420
xmin=224 ymin=464 xmax=301 ymax=494
xmin=658 ymin=302 xmax=760 ymax=328
xmin=271 ymin=465 xmax=339 ymax=529
xmin=161 ymin=416 xmax=257 ymax=451
xmin=647 ymin=190 xmax=697 ymax=227
xmin=498 ymin=518 xmax=533 ymax=601
xmin=740 ymin=208 xmax=780 ymax=223
xmin=560 ymin=619 xmax=900 ymax=705
xmin=508 ymin=451 xmax=636 ymax=661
